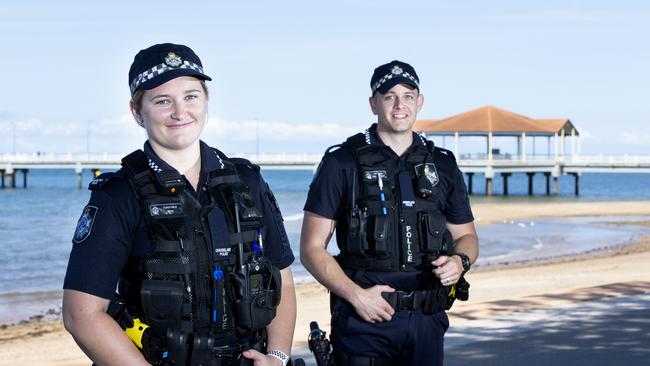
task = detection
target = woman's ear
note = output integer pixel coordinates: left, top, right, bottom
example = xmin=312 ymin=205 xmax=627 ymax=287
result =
xmin=129 ymin=100 xmax=144 ymax=127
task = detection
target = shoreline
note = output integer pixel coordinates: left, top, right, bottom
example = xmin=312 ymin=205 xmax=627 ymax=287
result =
xmin=1 ymin=200 xmax=650 ymax=365
xmin=3 ymin=234 xmax=648 ymax=365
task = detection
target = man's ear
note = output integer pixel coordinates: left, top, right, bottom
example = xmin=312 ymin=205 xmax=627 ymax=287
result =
xmin=369 ymin=95 xmax=378 ymax=115
xmin=416 ymin=93 xmax=424 ymax=114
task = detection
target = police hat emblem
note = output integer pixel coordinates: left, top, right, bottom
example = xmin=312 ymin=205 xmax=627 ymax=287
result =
xmin=164 ymin=52 xmax=183 ymax=68
xmin=73 ymin=205 xmax=98 ymax=243
xmin=391 ymin=65 xmax=404 ymax=75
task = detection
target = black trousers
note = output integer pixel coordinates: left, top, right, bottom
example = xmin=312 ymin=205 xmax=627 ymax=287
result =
xmin=331 ymin=301 xmax=449 ymax=366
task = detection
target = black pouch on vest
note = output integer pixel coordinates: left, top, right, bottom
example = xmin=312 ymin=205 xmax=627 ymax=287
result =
xmin=230 ymin=259 xmax=282 ymax=334
xmin=346 ymin=207 xmax=369 ymax=255
xmin=418 ymin=212 xmax=447 ymax=257
xmin=141 ymin=280 xmax=184 ymax=329
xmin=372 ymin=214 xmax=389 ymax=255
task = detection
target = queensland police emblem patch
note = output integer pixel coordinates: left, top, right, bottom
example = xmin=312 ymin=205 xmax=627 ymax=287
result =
xmin=415 ymin=163 xmax=439 ymax=187
xmin=73 ymin=205 xmax=98 ymax=243
xmin=391 ymin=65 xmax=403 ymax=75
xmin=164 ymin=52 xmax=183 ymax=68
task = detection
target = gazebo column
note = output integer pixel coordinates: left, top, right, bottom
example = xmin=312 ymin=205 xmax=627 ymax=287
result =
xmin=571 ymin=128 xmax=576 ymax=161
xmin=552 ymin=164 xmax=561 ymax=195
xmin=485 ymin=165 xmax=494 ymax=196
xmin=487 ymin=132 xmax=493 ymax=162
xmin=454 ymin=132 xmax=459 ymax=157
xmin=544 ymin=172 xmax=551 ymax=195
xmin=526 ymin=172 xmax=535 ymax=195
xmin=466 ymin=172 xmax=474 ymax=195
xmin=521 ymin=132 xmax=527 ymax=162
xmin=554 ymin=133 xmax=559 ymax=161
xmin=560 ymin=128 xmax=566 ymax=160
xmin=501 ymin=172 xmax=512 ymax=195
xmin=532 ymin=136 xmax=536 ymax=160
xmin=567 ymin=172 xmax=580 ymax=195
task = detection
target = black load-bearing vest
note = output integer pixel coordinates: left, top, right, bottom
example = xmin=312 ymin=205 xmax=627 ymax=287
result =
xmin=116 ymin=149 xmax=281 ymax=364
xmin=335 ymin=133 xmax=454 ymax=273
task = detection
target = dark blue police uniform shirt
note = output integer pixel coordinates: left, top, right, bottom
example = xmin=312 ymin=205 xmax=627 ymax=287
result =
xmin=64 ymin=140 xmax=294 ymax=299
xmin=304 ymin=124 xmax=473 ymax=291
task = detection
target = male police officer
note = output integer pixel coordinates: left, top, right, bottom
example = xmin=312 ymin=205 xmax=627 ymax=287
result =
xmin=300 ymin=60 xmax=478 ymax=366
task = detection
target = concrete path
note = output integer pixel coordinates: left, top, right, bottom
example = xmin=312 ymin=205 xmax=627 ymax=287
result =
xmin=445 ymin=292 xmax=650 ymax=365
xmin=292 ymin=282 xmax=650 ymax=366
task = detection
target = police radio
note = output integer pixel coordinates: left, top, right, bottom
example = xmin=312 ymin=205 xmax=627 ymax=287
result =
xmin=154 ymin=170 xmax=185 ymax=196
xmin=228 ymin=190 xmax=281 ymax=334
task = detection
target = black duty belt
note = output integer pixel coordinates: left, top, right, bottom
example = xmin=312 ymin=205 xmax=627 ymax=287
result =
xmin=382 ymin=290 xmax=431 ymax=311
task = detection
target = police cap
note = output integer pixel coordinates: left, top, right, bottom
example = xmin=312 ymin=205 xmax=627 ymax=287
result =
xmin=370 ymin=60 xmax=419 ymax=95
xmin=128 ymin=43 xmax=212 ymax=96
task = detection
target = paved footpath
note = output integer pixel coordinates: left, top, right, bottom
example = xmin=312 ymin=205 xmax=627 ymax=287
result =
xmin=445 ymin=283 xmax=650 ymax=366
xmin=293 ymin=282 xmax=650 ymax=366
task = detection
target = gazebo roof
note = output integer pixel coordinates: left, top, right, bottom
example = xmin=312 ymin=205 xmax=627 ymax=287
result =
xmin=414 ymin=105 xmax=577 ymax=136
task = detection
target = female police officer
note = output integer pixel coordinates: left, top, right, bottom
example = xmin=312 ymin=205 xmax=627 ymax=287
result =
xmin=62 ymin=43 xmax=296 ymax=366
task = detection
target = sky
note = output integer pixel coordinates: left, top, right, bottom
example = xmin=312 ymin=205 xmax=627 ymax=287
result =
xmin=0 ymin=0 xmax=649 ymax=156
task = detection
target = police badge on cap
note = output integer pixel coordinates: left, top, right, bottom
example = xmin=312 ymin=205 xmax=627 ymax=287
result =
xmin=164 ymin=52 xmax=183 ymax=68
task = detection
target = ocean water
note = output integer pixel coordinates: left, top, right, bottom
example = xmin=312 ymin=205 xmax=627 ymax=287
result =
xmin=1 ymin=169 xmax=650 ymax=324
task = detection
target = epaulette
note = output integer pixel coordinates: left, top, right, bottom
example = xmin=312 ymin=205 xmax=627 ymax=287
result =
xmin=433 ymin=145 xmax=453 ymax=157
xmin=343 ymin=133 xmax=368 ymax=150
xmin=88 ymin=171 xmax=122 ymax=190
xmin=230 ymin=157 xmax=261 ymax=173
xmin=324 ymin=143 xmax=344 ymax=155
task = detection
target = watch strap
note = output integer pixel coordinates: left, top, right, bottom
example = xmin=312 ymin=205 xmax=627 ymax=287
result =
xmin=456 ymin=252 xmax=471 ymax=274
xmin=267 ymin=349 xmax=289 ymax=366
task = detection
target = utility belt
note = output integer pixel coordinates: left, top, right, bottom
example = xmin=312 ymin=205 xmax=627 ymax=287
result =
xmin=108 ymin=298 xmax=265 ymax=366
xmin=163 ymin=329 xmax=264 ymax=366
xmin=381 ymin=277 xmax=469 ymax=314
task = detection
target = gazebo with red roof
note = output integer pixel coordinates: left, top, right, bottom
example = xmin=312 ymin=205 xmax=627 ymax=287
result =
xmin=414 ymin=105 xmax=579 ymax=162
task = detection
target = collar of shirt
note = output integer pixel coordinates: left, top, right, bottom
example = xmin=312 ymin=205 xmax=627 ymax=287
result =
xmin=143 ymin=140 xmax=225 ymax=181
xmin=366 ymin=123 xmax=429 ymax=158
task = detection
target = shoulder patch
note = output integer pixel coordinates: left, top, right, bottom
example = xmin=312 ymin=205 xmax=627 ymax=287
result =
xmin=73 ymin=205 xmax=98 ymax=244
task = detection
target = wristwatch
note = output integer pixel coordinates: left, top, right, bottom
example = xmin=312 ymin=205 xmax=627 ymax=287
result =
xmin=456 ymin=253 xmax=471 ymax=274
xmin=267 ymin=349 xmax=289 ymax=366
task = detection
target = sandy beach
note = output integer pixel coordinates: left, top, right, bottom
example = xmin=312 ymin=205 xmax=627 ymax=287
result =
xmin=1 ymin=200 xmax=649 ymax=366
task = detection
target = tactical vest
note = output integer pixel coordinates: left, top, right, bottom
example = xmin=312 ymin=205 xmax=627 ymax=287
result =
xmin=335 ymin=133 xmax=454 ymax=273
xmin=115 ymin=149 xmax=281 ymax=365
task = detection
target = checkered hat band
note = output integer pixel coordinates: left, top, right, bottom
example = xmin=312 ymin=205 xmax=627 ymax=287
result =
xmin=130 ymin=60 xmax=205 ymax=95
xmin=372 ymin=71 xmax=419 ymax=93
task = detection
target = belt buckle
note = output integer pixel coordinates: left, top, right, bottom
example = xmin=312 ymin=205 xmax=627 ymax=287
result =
xmin=397 ymin=291 xmax=415 ymax=311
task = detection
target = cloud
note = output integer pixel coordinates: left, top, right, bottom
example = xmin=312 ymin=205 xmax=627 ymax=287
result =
xmin=0 ymin=114 xmax=144 ymax=154
xmin=203 ymin=118 xmax=365 ymax=141
xmin=619 ymin=131 xmax=650 ymax=147
xmin=1 ymin=115 xmax=366 ymax=154
xmin=202 ymin=118 xmax=367 ymax=154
